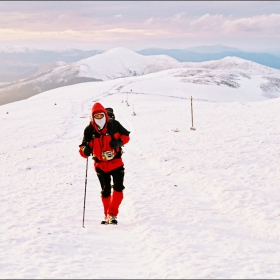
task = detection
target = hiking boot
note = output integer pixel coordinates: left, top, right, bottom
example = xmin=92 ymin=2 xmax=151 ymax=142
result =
xmin=101 ymin=215 xmax=109 ymax=225
xmin=108 ymin=215 xmax=118 ymax=225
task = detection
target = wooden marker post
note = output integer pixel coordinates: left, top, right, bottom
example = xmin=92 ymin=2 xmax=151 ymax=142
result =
xmin=190 ymin=96 xmax=196 ymax=131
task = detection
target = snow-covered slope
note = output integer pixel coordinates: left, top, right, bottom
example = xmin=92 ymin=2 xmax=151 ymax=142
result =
xmin=1 ymin=47 xmax=280 ymax=106
xmin=78 ymin=47 xmax=181 ymax=80
xmin=1 ymin=71 xmax=280 ymax=278
xmin=183 ymin=56 xmax=279 ymax=75
xmin=0 ymin=47 xmax=181 ymax=105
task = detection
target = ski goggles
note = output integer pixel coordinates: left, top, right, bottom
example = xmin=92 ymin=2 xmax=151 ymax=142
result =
xmin=93 ymin=113 xmax=105 ymax=119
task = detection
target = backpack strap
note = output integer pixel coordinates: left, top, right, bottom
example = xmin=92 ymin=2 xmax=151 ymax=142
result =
xmin=107 ymin=119 xmax=123 ymax=158
xmin=79 ymin=122 xmax=99 ymax=147
xmin=107 ymin=119 xmax=115 ymax=141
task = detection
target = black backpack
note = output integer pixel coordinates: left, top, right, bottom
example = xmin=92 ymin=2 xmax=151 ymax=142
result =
xmin=105 ymin=107 xmax=115 ymax=120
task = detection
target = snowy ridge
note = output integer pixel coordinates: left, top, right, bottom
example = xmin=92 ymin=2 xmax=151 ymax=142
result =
xmin=191 ymin=56 xmax=279 ymax=75
xmin=78 ymin=48 xmax=280 ymax=79
xmin=78 ymin=47 xmax=181 ymax=80
xmin=1 ymin=47 xmax=280 ymax=106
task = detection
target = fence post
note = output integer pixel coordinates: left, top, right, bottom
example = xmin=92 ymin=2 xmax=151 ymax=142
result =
xmin=190 ymin=96 xmax=196 ymax=131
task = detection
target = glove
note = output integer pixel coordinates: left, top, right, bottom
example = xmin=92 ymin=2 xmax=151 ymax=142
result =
xmin=109 ymin=139 xmax=123 ymax=149
xmin=82 ymin=145 xmax=92 ymax=156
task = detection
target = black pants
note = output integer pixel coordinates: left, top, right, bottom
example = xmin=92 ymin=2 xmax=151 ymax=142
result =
xmin=96 ymin=166 xmax=125 ymax=198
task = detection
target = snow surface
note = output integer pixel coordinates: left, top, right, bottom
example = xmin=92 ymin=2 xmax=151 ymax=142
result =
xmin=77 ymin=47 xmax=181 ymax=80
xmin=3 ymin=47 xmax=279 ymax=107
xmin=77 ymin=48 xmax=280 ymax=81
xmin=1 ymin=67 xmax=280 ymax=279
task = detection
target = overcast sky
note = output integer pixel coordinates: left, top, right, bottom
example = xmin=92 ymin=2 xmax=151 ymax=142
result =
xmin=0 ymin=1 xmax=280 ymax=52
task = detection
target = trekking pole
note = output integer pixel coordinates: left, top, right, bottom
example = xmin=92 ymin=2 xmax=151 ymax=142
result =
xmin=190 ymin=96 xmax=196 ymax=131
xmin=82 ymin=157 xmax=89 ymax=228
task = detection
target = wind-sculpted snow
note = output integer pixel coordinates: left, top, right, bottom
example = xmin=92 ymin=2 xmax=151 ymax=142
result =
xmin=260 ymin=77 xmax=280 ymax=98
xmin=174 ymin=69 xmax=241 ymax=88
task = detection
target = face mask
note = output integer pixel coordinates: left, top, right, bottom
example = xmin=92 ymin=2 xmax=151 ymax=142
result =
xmin=93 ymin=113 xmax=106 ymax=130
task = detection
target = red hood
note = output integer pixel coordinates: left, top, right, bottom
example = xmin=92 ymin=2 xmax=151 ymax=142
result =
xmin=91 ymin=102 xmax=109 ymax=133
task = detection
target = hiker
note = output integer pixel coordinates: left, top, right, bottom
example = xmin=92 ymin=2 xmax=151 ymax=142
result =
xmin=79 ymin=102 xmax=130 ymax=225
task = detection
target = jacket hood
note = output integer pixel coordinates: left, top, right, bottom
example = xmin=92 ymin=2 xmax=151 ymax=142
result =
xmin=91 ymin=102 xmax=109 ymax=133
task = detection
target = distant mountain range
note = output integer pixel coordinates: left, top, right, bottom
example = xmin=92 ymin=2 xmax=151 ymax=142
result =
xmin=0 ymin=46 xmax=279 ymax=106
xmin=1 ymin=45 xmax=280 ymax=84
xmin=182 ymin=45 xmax=243 ymax=53
xmin=136 ymin=47 xmax=280 ymax=71
xmin=0 ymin=48 xmax=104 ymax=83
xmin=0 ymin=47 xmax=182 ymax=105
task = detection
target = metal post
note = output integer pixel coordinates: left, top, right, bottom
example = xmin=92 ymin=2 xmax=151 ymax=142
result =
xmin=190 ymin=96 xmax=196 ymax=131
xmin=82 ymin=157 xmax=89 ymax=228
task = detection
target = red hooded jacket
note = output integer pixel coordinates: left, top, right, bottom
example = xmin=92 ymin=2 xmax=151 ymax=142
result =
xmin=79 ymin=103 xmax=130 ymax=173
